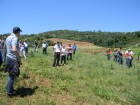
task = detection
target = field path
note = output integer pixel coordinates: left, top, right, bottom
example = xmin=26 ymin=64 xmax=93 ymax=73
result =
xmin=48 ymin=38 xmax=100 ymax=48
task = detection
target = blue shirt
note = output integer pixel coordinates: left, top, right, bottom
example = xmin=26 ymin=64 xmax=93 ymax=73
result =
xmin=72 ymin=45 xmax=76 ymax=50
xmin=6 ymin=34 xmax=19 ymax=60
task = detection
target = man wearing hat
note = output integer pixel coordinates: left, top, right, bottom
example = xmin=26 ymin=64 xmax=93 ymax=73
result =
xmin=5 ymin=27 xmax=22 ymax=96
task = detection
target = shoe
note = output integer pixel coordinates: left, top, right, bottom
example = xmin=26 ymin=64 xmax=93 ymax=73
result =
xmin=7 ymin=93 xmax=16 ymax=97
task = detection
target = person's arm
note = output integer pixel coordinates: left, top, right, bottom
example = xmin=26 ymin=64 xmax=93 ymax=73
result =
xmin=12 ymin=46 xmax=21 ymax=61
xmin=12 ymin=38 xmax=21 ymax=62
xmin=53 ymin=46 xmax=55 ymax=56
xmin=3 ymin=43 xmax=6 ymax=52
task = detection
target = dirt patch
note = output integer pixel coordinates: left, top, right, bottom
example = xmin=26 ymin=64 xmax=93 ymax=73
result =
xmin=48 ymin=38 xmax=94 ymax=47
xmin=84 ymin=49 xmax=106 ymax=55
xmin=41 ymin=78 xmax=52 ymax=87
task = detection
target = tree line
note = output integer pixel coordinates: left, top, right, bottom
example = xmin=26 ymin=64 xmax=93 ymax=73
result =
xmin=0 ymin=30 xmax=140 ymax=47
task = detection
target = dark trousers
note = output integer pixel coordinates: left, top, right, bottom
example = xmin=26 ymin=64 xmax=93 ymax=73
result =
xmin=67 ymin=53 xmax=72 ymax=60
xmin=114 ymin=55 xmax=118 ymax=61
xmin=43 ymin=48 xmax=46 ymax=54
xmin=53 ymin=52 xmax=60 ymax=66
xmin=6 ymin=73 xmax=15 ymax=94
xmin=61 ymin=55 xmax=66 ymax=64
xmin=119 ymin=56 xmax=123 ymax=65
xmin=127 ymin=59 xmax=132 ymax=68
xmin=73 ymin=50 xmax=76 ymax=54
xmin=107 ymin=54 xmax=110 ymax=61
xmin=126 ymin=58 xmax=129 ymax=65
xmin=25 ymin=47 xmax=28 ymax=55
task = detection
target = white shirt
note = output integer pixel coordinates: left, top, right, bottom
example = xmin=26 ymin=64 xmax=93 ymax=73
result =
xmin=61 ymin=48 xmax=66 ymax=56
xmin=42 ymin=43 xmax=46 ymax=48
xmin=54 ymin=44 xmax=61 ymax=52
xmin=24 ymin=42 xmax=28 ymax=47
xmin=128 ymin=51 xmax=134 ymax=59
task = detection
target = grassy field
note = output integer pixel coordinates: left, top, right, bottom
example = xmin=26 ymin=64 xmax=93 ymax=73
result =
xmin=0 ymin=41 xmax=140 ymax=105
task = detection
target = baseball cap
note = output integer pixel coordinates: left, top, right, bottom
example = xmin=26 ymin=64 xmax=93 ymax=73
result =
xmin=13 ymin=27 xmax=22 ymax=32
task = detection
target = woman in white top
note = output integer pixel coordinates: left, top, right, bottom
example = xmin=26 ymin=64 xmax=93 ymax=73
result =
xmin=61 ymin=45 xmax=67 ymax=65
xmin=19 ymin=41 xmax=26 ymax=59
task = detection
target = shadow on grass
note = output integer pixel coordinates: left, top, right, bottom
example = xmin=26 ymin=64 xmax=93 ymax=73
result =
xmin=15 ymin=86 xmax=38 ymax=97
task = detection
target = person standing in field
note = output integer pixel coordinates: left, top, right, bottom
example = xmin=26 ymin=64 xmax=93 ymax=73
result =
xmin=4 ymin=27 xmax=22 ymax=97
xmin=19 ymin=41 xmax=26 ymax=59
xmin=125 ymin=49 xmax=129 ymax=65
xmin=118 ymin=47 xmax=124 ymax=65
xmin=24 ymin=39 xmax=28 ymax=55
xmin=114 ymin=49 xmax=118 ymax=62
xmin=42 ymin=41 xmax=47 ymax=54
xmin=34 ymin=40 xmax=38 ymax=52
xmin=61 ymin=45 xmax=67 ymax=65
xmin=67 ymin=43 xmax=73 ymax=60
xmin=106 ymin=48 xmax=111 ymax=61
xmin=45 ymin=41 xmax=49 ymax=54
xmin=72 ymin=43 xmax=76 ymax=55
xmin=52 ymin=42 xmax=61 ymax=67
xmin=127 ymin=49 xmax=134 ymax=68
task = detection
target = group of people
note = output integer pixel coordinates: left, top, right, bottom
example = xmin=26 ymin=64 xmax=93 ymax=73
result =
xmin=1 ymin=27 xmax=77 ymax=97
xmin=107 ymin=47 xmax=134 ymax=68
xmin=52 ymin=42 xmax=76 ymax=67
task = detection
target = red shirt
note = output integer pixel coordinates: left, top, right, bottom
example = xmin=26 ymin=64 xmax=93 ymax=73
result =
xmin=107 ymin=50 xmax=111 ymax=54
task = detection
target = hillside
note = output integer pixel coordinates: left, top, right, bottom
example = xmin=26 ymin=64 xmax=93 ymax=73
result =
xmin=1 ymin=30 xmax=140 ymax=48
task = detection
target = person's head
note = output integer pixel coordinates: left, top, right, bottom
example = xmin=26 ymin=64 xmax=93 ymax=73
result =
xmin=21 ymin=41 xmax=24 ymax=44
xmin=57 ymin=41 xmax=59 ymax=45
xmin=63 ymin=45 xmax=65 ymax=48
xmin=128 ymin=48 xmax=131 ymax=52
xmin=120 ymin=47 xmax=123 ymax=50
xmin=13 ymin=27 xmax=22 ymax=36
xmin=60 ymin=42 xmax=62 ymax=45
xmin=74 ymin=43 xmax=76 ymax=45
xmin=68 ymin=43 xmax=71 ymax=47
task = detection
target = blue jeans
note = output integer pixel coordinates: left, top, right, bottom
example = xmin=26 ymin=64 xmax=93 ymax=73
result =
xmin=6 ymin=73 xmax=15 ymax=94
xmin=127 ymin=59 xmax=132 ymax=68
xmin=107 ymin=54 xmax=110 ymax=61
xmin=126 ymin=58 xmax=129 ymax=65
xmin=119 ymin=56 xmax=123 ymax=65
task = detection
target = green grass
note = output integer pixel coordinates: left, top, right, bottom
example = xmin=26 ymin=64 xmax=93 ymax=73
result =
xmin=0 ymin=46 xmax=140 ymax=105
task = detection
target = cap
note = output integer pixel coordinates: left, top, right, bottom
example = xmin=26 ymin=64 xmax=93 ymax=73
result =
xmin=128 ymin=48 xmax=131 ymax=51
xmin=13 ymin=27 xmax=22 ymax=32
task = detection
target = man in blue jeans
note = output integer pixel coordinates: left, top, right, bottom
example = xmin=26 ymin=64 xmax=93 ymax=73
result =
xmin=5 ymin=27 xmax=22 ymax=97
xmin=118 ymin=47 xmax=124 ymax=65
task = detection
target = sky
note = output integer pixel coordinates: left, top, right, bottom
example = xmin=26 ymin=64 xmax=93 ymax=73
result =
xmin=0 ymin=0 xmax=140 ymax=34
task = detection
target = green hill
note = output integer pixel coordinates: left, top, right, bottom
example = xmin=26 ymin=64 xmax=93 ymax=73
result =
xmin=1 ymin=30 xmax=140 ymax=47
